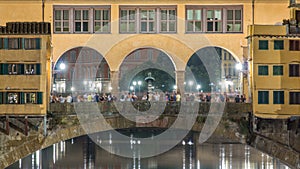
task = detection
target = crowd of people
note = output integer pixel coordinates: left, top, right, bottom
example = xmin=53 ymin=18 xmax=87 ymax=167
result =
xmin=50 ymin=91 xmax=246 ymax=103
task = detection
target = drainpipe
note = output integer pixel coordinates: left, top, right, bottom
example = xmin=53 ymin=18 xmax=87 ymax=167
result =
xmin=42 ymin=0 xmax=45 ymax=22
xmin=252 ymin=0 xmax=255 ymax=26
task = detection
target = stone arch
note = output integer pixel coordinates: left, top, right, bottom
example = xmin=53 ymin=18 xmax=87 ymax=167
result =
xmin=53 ymin=46 xmax=111 ymax=94
xmin=105 ymin=34 xmax=195 ymax=71
xmin=185 ymin=46 xmax=241 ymax=93
xmin=192 ymin=45 xmax=242 ymax=63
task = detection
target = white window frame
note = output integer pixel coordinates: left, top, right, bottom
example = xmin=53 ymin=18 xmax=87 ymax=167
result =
xmin=54 ymin=9 xmax=70 ymax=33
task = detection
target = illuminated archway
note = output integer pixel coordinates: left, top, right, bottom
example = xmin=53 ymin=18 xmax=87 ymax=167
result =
xmin=53 ymin=47 xmax=110 ymax=95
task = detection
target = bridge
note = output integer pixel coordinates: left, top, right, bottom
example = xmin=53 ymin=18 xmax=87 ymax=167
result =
xmin=0 ymin=102 xmax=299 ymax=169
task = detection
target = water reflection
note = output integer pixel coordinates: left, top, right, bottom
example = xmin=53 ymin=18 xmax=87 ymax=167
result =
xmin=7 ymin=130 xmax=290 ymax=169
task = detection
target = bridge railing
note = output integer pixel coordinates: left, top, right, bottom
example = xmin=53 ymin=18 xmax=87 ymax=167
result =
xmin=48 ymin=101 xmax=252 ymax=116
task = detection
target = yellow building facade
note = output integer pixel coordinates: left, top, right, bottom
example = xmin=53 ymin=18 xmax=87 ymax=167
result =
xmin=248 ymin=23 xmax=300 ymax=118
xmin=0 ymin=0 xmax=298 ymax=117
xmin=0 ymin=22 xmax=51 ymax=115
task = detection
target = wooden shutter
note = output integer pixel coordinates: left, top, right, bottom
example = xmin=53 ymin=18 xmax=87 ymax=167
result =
xmin=36 ymin=63 xmax=41 ymax=75
xmin=36 ymin=38 xmax=41 ymax=49
xmin=37 ymin=92 xmax=43 ymax=104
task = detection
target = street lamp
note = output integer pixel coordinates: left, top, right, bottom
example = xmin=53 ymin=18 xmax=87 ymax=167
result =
xmin=173 ymin=85 xmax=177 ymax=90
xmin=132 ymin=81 xmax=137 ymax=93
xmin=59 ymin=62 xmax=66 ymax=70
xmin=235 ymin=63 xmax=243 ymax=71
xmin=196 ymin=84 xmax=201 ymax=90
xmin=52 ymin=61 xmax=66 ymax=93
xmin=130 ymin=86 xmax=134 ymax=92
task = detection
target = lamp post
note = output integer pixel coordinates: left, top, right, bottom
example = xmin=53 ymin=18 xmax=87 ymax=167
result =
xmin=138 ymin=81 xmax=142 ymax=96
xmin=133 ymin=81 xmax=137 ymax=92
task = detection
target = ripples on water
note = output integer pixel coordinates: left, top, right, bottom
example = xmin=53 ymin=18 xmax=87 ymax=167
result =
xmin=7 ymin=129 xmax=290 ymax=169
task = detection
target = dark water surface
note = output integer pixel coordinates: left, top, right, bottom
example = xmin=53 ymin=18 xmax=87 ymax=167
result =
xmin=7 ymin=129 xmax=290 ymax=169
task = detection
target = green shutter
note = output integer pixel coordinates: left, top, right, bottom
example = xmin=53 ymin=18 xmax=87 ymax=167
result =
xmin=0 ymin=38 xmax=2 ymax=49
xmin=21 ymin=38 xmax=25 ymax=49
xmin=258 ymin=92 xmax=262 ymax=104
xmin=0 ymin=92 xmax=2 ymax=104
xmin=4 ymin=38 xmax=8 ymax=49
xmin=274 ymin=40 xmax=284 ymax=50
xmin=36 ymin=38 xmax=41 ymax=49
xmin=20 ymin=92 xmax=25 ymax=104
xmin=18 ymin=64 xmax=24 ymax=75
xmin=36 ymin=64 xmax=41 ymax=75
xmin=259 ymin=40 xmax=268 ymax=50
xmin=37 ymin=92 xmax=43 ymax=104
xmin=3 ymin=64 xmax=8 ymax=75
xmin=258 ymin=66 xmax=268 ymax=75
xmin=3 ymin=92 xmax=6 ymax=104
xmin=0 ymin=64 xmax=2 ymax=75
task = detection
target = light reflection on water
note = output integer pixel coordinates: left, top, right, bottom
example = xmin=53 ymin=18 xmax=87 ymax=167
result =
xmin=7 ymin=130 xmax=290 ymax=169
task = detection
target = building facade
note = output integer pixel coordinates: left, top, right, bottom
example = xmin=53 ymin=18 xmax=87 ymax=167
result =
xmin=0 ymin=0 xmax=299 ymax=117
xmin=0 ymin=22 xmax=51 ymax=115
xmin=248 ymin=23 xmax=300 ymax=118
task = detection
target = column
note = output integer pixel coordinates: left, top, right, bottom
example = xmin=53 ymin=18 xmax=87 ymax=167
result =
xmin=175 ymin=70 xmax=185 ymax=95
xmin=110 ymin=70 xmax=119 ymax=98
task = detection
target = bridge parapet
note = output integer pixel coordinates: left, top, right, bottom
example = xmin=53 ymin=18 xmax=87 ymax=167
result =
xmin=48 ymin=102 xmax=252 ymax=116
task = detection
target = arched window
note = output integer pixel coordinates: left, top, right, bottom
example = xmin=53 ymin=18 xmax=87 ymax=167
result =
xmin=223 ymin=64 xmax=227 ymax=77
xmin=228 ymin=63 xmax=232 ymax=76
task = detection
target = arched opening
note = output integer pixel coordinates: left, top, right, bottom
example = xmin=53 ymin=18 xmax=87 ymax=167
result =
xmin=185 ymin=47 xmax=240 ymax=101
xmin=119 ymin=48 xmax=176 ymax=100
xmin=53 ymin=47 xmax=110 ymax=95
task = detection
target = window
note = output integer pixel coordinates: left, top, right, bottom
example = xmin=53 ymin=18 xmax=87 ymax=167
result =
xmin=289 ymin=92 xmax=300 ymax=104
xmin=258 ymin=65 xmax=268 ymax=75
xmin=228 ymin=63 xmax=232 ymax=76
xmin=223 ymin=64 xmax=227 ymax=77
xmin=140 ymin=9 xmax=156 ymax=33
xmin=54 ymin=9 xmax=70 ymax=32
xmin=273 ymin=91 xmax=284 ymax=104
xmin=274 ymin=40 xmax=284 ymax=50
xmin=25 ymin=64 xmax=36 ymax=75
xmin=186 ymin=9 xmax=202 ymax=32
xmin=7 ymin=93 xmax=19 ymax=104
xmin=258 ymin=91 xmax=269 ymax=104
xmin=74 ymin=9 xmax=89 ymax=32
xmin=186 ymin=5 xmax=242 ymax=33
xmin=289 ymin=40 xmax=300 ymax=51
xmin=226 ymin=9 xmax=242 ymax=32
xmin=8 ymin=64 xmax=18 ymax=74
xmin=259 ymin=40 xmax=268 ymax=50
xmin=289 ymin=64 xmax=300 ymax=77
xmin=25 ymin=93 xmax=36 ymax=104
xmin=24 ymin=38 xmax=41 ymax=50
xmin=8 ymin=38 xmax=22 ymax=49
xmin=206 ymin=9 xmax=222 ymax=32
xmin=120 ymin=6 xmax=176 ymax=33
xmin=223 ymin=52 xmax=227 ymax=60
xmin=160 ymin=9 xmax=176 ymax=33
xmin=273 ymin=65 xmax=283 ymax=76
xmin=120 ymin=9 xmax=136 ymax=33
xmin=54 ymin=6 xmax=111 ymax=34
xmin=94 ymin=9 xmax=110 ymax=33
